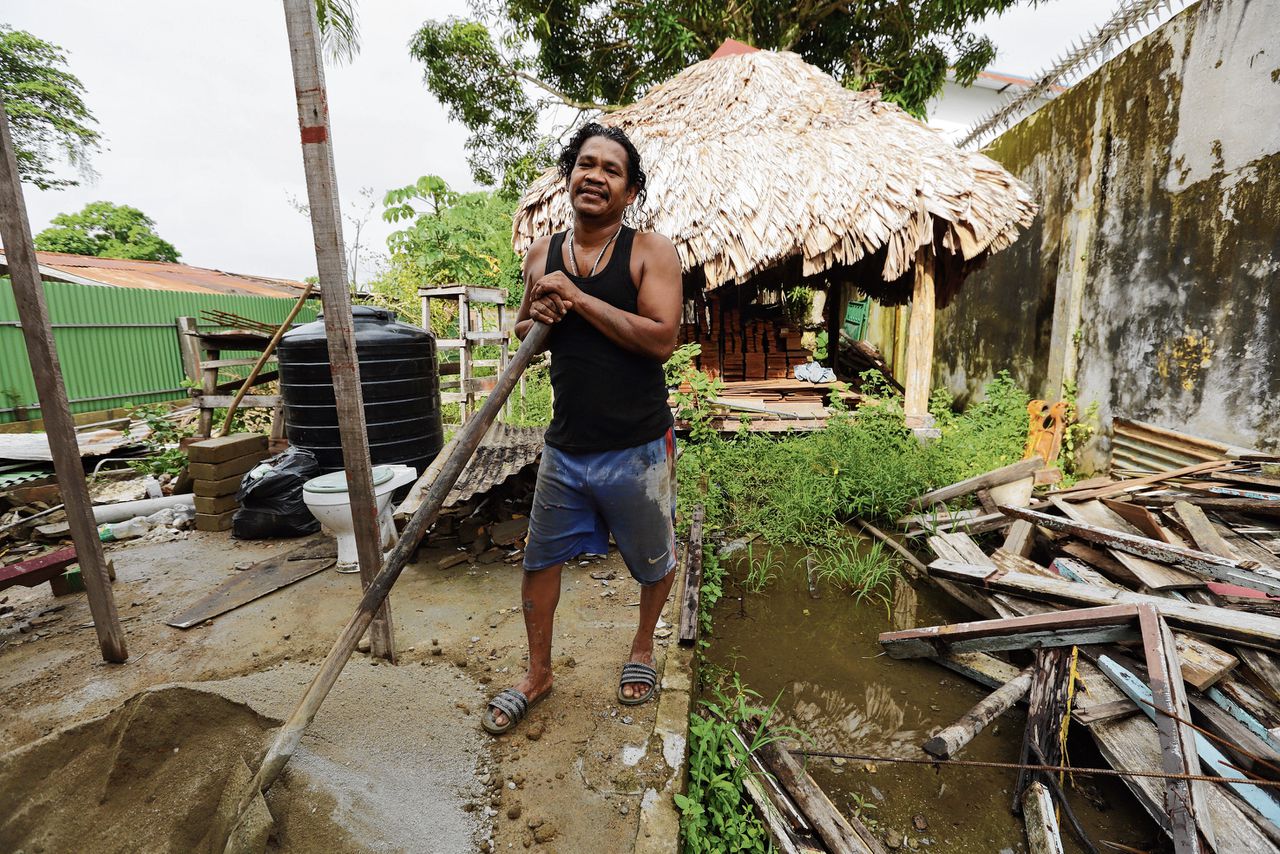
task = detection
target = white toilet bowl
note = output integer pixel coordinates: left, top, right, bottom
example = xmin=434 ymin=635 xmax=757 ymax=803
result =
xmin=301 ymin=464 xmax=418 ymax=572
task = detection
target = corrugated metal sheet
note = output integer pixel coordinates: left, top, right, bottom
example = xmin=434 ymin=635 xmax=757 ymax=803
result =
xmin=445 ymin=424 xmax=544 ymax=507
xmin=1110 ymin=417 xmax=1230 ymax=474
xmin=0 ymin=277 xmax=318 ymax=423
xmin=0 ymin=425 xmax=151 ymax=462
xmin=0 ymin=250 xmax=308 ymax=299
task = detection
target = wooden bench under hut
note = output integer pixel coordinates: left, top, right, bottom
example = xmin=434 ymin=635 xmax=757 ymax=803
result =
xmin=513 ymin=40 xmax=1037 ymax=435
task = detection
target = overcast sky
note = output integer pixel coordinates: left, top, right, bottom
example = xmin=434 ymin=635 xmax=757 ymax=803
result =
xmin=6 ymin=0 xmax=1143 ymax=281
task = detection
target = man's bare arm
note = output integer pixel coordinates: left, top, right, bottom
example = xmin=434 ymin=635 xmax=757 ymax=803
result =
xmin=514 ymin=237 xmax=555 ymax=350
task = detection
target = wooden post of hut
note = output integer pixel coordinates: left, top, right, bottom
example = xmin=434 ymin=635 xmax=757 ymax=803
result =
xmin=903 ymin=248 xmax=941 ymax=438
xmin=0 ymin=94 xmax=129 ymax=663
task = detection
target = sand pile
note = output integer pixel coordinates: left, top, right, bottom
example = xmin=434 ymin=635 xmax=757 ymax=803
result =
xmin=0 ymin=686 xmax=286 ymax=853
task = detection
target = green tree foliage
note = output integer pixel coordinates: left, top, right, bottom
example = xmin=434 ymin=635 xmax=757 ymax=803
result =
xmin=412 ymin=0 xmax=1030 ymax=187
xmin=315 ymin=0 xmax=361 ymax=64
xmin=0 ymin=25 xmax=101 ymax=190
xmin=367 ymin=175 xmax=522 ymax=326
xmin=35 ymin=201 xmax=181 ymax=262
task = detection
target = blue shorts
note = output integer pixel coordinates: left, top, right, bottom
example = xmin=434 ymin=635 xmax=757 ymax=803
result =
xmin=524 ymin=429 xmax=677 ymax=585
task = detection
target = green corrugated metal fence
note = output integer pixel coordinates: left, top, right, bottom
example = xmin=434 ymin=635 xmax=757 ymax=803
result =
xmin=0 ymin=277 xmax=318 ymax=424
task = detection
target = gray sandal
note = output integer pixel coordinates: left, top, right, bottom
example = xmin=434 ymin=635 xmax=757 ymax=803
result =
xmin=617 ymin=662 xmax=658 ymax=706
xmin=483 ymin=688 xmax=547 ymax=735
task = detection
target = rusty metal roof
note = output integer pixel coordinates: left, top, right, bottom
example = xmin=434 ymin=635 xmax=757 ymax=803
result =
xmin=1 ymin=250 xmax=309 ymax=299
xmin=445 ymin=424 xmax=545 ymax=508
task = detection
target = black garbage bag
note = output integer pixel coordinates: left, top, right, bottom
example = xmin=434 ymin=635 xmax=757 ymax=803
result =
xmin=232 ymin=446 xmax=321 ymax=539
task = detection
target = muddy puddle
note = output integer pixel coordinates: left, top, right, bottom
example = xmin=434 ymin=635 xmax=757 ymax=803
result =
xmin=704 ymin=542 xmax=1165 ymax=853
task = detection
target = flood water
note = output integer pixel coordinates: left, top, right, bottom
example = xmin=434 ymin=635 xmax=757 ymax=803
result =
xmin=702 ymin=541 xmax=1164 ymax=853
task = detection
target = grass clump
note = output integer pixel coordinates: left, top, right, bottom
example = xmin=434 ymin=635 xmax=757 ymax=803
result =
xmin=677 ymin=370 xmax=1031 ymax=548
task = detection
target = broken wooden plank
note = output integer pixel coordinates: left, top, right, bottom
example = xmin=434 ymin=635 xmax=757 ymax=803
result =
xmin=0 ymin=546 xmax=78 ymax=591
xmin=1051 ymin=558 xmax=1235 ymax=689
xmin=1003 ymin=519 xmax=1037 ymax=558
xmin=677 ymin=505 xmax=706 ymax=646
xmin=746 ymin=724 xmax=885 ymax=854
xmin=878 ymin=605 xmax=1140 ymax=660
xmin=1014 ymin=648 xmax=1075 ymax=809
xmin=1187 ymin=694 xmax=1280 ymax=776
xmin=1002 ymin=505 xmax=1280 ymax=595
xmin=1172 ymin=632 xmax=1238 ymax=691
xmin=990 ymin=549 xmax=1059 ymax=578
xmin=1072 ymin=698 xmax=1139 ymax=727
xmin=1081 ymin=657 xmax=1275 ymax=853
xmin=1058 ymin=542 xmax=1143 ymax=586
xmin=726 ymin=725 xmax=817 ymax=850
xmin=167 ymin=541 xmax=336 ymax=628
xmin=1021 ymin=782 xmax=1065 ymax=854
xmin=1051 ymin=557 xmax=1123 ymax=589
xmin=1236 ymin=648 xmax=1280 ymax=707
xmin=909 ymin=458 xmax=1043 ymax=510
xmin=1173 ymin=501 xmax=1238 ymax=559
xmin=1205 ymin=686 xmax=1280 ymax=756
xmin=1048 ymin=498 xmax=1202 ymax=589
xmin=1134 ymin=605 xmax=1211 ymax=854
xmin=934 ymin=650 xmax=1023 ymax=689
xmin=1213 ymin=471 xmax=1280 ymax=492
xmin=928 ymin=531 xmax=996 ymax=567
xmin=1101 ymin=653 xmax=1280 ymax=841
xmin=1133 ymin=493 xmax=1280 ymax=518
xmin=1061 ymin=460 xmax=1232 ymax=502
xmin=928 ymin=561 xmax=1280 ymax=649
xmin=1101 ymin=498 xmax=1188 ymax=546
xmin=922 ymin=666 xmax=1034 ymax=759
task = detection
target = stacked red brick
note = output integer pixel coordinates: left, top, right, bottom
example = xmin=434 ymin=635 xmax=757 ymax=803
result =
xmin=187 ymin=434 xmax=268 ymax=532
xmin=679 ymin=299 xmax=812 ymax=382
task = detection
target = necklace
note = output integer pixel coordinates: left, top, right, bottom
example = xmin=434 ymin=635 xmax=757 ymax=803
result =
xmin=567 ymin=225 xmax=623 ymax=278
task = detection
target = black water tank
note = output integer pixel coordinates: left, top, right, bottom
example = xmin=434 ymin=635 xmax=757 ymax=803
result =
xmin=278 ymin=306 xmax=443 ymax=475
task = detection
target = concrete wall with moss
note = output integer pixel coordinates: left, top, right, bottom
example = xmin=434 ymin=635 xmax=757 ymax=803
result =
xmin=934 ymin=0 xmax=1280 ymax=458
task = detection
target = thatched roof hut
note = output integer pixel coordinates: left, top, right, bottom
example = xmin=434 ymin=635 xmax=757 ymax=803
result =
xmin=513 ymin=44 xmax=1035 ymax=304
xmin=512 ymin=43 xmax=1037 ymax=427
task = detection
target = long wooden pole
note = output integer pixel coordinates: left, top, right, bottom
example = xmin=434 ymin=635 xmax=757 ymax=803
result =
xmin=218 ymin=282 xmax=314 ymax=436
xmin=0 ymin=95 xmax=128 ymax=663
xmin=923 ymin=666 xmax=1033 ymax=759
xmin=282 ymin=0 xmax=394 ymax=659
xmin=221 ymin=322 xmax=550 ymax=851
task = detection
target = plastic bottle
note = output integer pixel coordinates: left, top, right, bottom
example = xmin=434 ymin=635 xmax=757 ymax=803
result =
xmin=98 ymin=516 xmax=154 ymax=542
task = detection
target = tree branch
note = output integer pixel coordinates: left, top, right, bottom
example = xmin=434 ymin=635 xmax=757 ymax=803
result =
xmin=513 ymin=70 xmax=619 ymax=112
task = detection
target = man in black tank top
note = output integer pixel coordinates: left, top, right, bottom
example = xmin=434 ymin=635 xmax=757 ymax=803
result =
xmin=483 ymin=124 xmax=683 ymax=734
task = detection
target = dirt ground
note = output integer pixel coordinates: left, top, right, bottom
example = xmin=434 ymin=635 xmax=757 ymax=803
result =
xmin=0 ymin=528 xmax=681 ymax=853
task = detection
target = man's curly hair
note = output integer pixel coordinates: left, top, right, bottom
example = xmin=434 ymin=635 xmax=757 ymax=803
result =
xmin=557 ymin=122 xmax=647 ymax=209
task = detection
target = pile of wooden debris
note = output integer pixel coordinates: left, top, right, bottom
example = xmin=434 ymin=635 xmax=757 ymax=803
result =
xmin=879 ymin=451 xmax=1280 ymax=853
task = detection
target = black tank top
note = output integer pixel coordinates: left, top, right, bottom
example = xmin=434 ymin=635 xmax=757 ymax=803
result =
xmin=542 ymin=226 xmax=674 ymax=452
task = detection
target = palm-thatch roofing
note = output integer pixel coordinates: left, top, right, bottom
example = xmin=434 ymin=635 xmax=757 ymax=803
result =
xmin=512 ymin=46 xmax=1036 ymax=305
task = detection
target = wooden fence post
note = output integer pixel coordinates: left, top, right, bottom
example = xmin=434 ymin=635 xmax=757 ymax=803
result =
xmin=0 ymin=94 xmax=128 ymax=663
xmin=282 ymin=0 xmax=395 ymax=660
xmin=175 ymin=316 xmax=202 ymax=384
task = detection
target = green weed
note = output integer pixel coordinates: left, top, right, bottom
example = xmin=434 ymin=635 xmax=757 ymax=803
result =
xmin=811 ymin=540 xmax=900 ymax=615
xmin=742 ymin=545 xmax=783 ymax=593
xmin=676 ymin=675 xmax=805 ymax=853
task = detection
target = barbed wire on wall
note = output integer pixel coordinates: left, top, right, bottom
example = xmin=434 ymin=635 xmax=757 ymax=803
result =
xmin=959 ymin=0 xmax=1194 ymax=149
